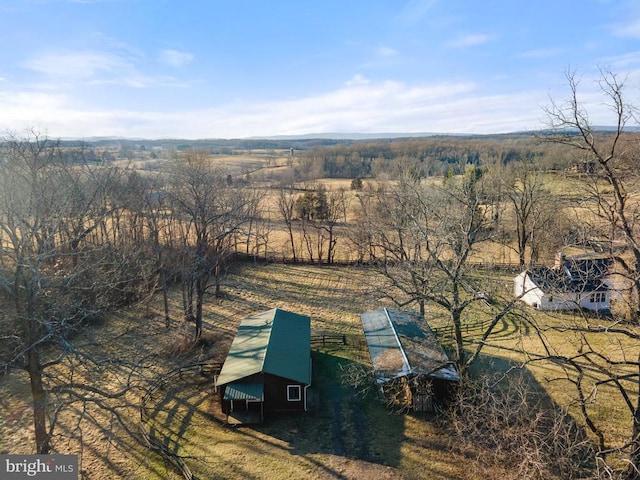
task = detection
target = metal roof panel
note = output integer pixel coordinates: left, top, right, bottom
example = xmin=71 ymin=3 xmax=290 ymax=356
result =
xmin=223 ymin=382 xmax=264 ymax=401
xmin=360 ymin=308 xmax=459 ymax=382
xmin=216 ymin=308 xmax=310 ymax=386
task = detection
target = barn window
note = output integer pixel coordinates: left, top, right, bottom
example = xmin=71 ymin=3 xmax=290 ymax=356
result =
xmin=287 ymin=385 xmax=301 ymax=401
xmin=590 ymin=292 xmax=606 ymax=303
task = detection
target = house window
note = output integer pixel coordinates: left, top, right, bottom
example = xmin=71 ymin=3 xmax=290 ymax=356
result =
xmin=590 ymin=292 xmax=606 ymax=303
xmin=287 ymin=385 xmax=301 ymax=401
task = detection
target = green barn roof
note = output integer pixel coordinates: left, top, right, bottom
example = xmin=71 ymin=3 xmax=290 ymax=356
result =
xmin=216 ymin=308 xmax=311 ymax=387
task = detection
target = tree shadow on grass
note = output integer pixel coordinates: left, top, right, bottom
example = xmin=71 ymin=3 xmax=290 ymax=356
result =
xmin=270 ymin=351 xmax=403 ymax=461
xmin=241 ymin=350 xmax=473 ymax=479
xmin=141 ymin=342 xmax=597 ymax=480
xmin=459 ymin=353 xmax=597 ymax=480
xmin=238 ymin=350 xmax=408 ymax=479
xmin=292 ymin=350 xmax=595 ymax=480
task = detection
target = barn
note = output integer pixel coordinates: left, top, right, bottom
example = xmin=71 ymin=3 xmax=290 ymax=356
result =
xmin=360 ymin=308 xmax=459 ymax=412
xmin=215 ymin=308 xmax=311 ymax=424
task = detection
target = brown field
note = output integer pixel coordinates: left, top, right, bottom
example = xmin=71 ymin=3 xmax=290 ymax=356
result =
xmin=114 ymin=150 xmax=605 ymax=266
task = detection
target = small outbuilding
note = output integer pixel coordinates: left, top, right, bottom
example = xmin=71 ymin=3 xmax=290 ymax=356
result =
xmin=360 ymin=308 xmax=459 ymax=412
xmin=215 ymin=308 xmax=311 ymax=424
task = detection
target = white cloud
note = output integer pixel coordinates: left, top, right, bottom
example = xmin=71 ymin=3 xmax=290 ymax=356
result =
xmin=0 ymin=90 xmax=70 ymax=133
xmin=446 ymin=33 xmax=491 ymax=48
xmin=610 ymin=18 xmax=640 ymax=39
xmin=22 ymin=50 xmax=153 ymax=87
xmin=345 ymin=74 xmax=370 ymax=87
xmin=607 ymin=1 xmax=640 ymax=39
xmin=183 ymin=80 xmax=544 ymax=138
xmin=602 ymin=52 xmax=640 ymax=77
xmin=377 ymin=46 xmax=398 ymax=57
xmin=396 ymin=0 xmax=438 ymax=26
xmin=0 ymin=77 xmax=584 ymax=139
xmin=24 ymin=51 xmax=127 ymax=80
xmin=158 ymin=49 xmax=194 ymax=67
xmin=519 ymin=48 xmax=563 ymax=59
xmin=22 ymin=49 xmax=190 ymax=88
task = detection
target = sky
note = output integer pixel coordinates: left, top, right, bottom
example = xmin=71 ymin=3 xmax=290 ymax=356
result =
xmin=0 ymin=0 xmax=639 ymax=139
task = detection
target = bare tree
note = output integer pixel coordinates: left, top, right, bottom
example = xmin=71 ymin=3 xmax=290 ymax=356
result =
xmin=349 ymin=182 xmax=379 ymax=263
xmin=294 ymin=186 xmax=333 ymax=263
xmin=323 ymin=187 xmax=349 ymax=264
xmin=448 ymin=371 xmax=594 ymax=480
xmin=167 ymin=150 xmax=249 ymax=339
xmin=121 ymin=170 xmax=173 ymax=326
xmin=277 ymin=187 xmax=298 ymax=262
xmin=354 ymin=168 xmax=517 ymax=374
xmin=0 ymin=131 xmax=150 ymax=453
xmin=498 ymin=164 xmax=565 ymax=268
xmin=241 ymin=186 xmax=269 ymax=262
xmin=546 ymin=70 xmax=640 ymax=318
xmin=542 ymin=69 xmax=640 ymax=478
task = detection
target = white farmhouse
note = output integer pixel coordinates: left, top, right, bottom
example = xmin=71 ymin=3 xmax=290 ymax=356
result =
xmin=514 ymin=255 xmax=612 ymax=312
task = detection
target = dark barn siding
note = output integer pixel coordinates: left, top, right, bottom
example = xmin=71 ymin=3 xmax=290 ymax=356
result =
xmin=263 ymin=374 xmax=306 ymax=412
xmin=220 ymin=373 xmax=306 ymax=414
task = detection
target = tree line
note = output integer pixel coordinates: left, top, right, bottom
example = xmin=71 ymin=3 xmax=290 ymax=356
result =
xmin=291 ymin=133 xmax=577 ymax=180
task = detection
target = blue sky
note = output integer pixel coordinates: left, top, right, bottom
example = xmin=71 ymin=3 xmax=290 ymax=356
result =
xmin=0 ymin=0 xmax=639 ymax=139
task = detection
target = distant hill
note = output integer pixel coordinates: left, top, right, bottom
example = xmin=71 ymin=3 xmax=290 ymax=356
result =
xmin=60 ymin=131 xmax=534 ymax=151
xmin=247 ymin=132 xmax=443 ymax=140
xmin=57 ymin=126 xmax=639 ymax=150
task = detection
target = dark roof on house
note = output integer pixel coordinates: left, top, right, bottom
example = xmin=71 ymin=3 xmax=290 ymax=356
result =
xmin=563 ymin=254 xmax=611 ymax=279
xmin=216 ymin=308 xmax=311 ymax=387
xmin=360 ymin=308 xmax=459 ymax=383
xmin=529 ymin=255 xmax=611 ymax=293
